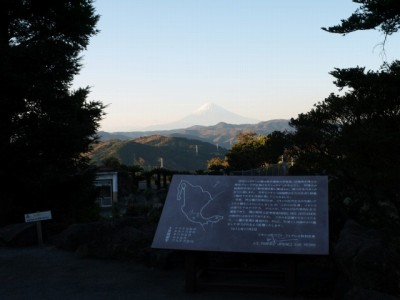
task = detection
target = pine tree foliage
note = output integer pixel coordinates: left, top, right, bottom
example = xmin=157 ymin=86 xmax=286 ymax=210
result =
xmin=288 ymin=0 xmax=400 ymax=232
xmin=323 ymin=0 xmax=400 ymax=36
xmin=0 ymin=1 xmax=105 ymax=224
xmin=289 ymin=62 xmax=400 ymax=229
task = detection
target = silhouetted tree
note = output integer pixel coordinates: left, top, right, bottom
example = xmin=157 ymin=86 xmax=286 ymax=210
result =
xmin=314 ymin=0 xmax=400 ymax=231
xmin=207 ymin=157 xmax=228 ymax=174
xmin=226 ymin=132 xmax=267 ymax=171
xmin=129 ymin=165 xmax=144 ymax=190
xmin=226 ymin=131 xmax=288 ymax=171
xmin=264 ymin=131 xmax=290 ymax=164
xmin=289 ymin=62 xmax=400 ymax=230
xmin=0 ymin=1 xmax=104 ymax=224
xmin=323 ymin=0 xmax=400 ymax=36
xmin=102 ymin=157 xmax=122 ymax=169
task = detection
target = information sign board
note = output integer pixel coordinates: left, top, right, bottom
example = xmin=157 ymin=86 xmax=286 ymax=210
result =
xmin=24 ymin=211 xmax=52 ymax=223
xmin=152 ymin=175 xmax=328 ymax=255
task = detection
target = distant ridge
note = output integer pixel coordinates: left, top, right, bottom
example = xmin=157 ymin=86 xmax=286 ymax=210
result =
xmin=143 ymin=103 xmax=259 ymax=130
xmin=98 ymin=119 xmax=292 ymax=149
xmin=90 ymin=135 xmax=227 ymax=171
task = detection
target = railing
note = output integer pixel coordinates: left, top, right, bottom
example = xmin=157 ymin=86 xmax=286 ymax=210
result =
xmin=230 ymin=162 xmax=289 ymax=176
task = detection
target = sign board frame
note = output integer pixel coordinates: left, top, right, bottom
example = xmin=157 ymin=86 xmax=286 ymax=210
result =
xmin=152 ymin=175 xmax=329 ymax=255
xmin=24 ymin=211 xmax=52 ymax=223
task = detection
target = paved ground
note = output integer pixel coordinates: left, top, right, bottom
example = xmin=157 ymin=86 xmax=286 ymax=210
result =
xmin=0 ymin=246 xmax=330 ymax=300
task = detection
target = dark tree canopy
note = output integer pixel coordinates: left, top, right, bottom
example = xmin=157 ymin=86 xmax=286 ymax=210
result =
xmin=226 ymin=132 xmax=268 ymax=171
xmin=0 ymin=1 xmax=104 ymax=224
xmin=207 ymin=157 xmax=228 ymax=173
xmin=323 ymin=0 xmax=400 ymax=36
xmin=289 ymin=61 xmax=400 ymax=230
xmin=226 ymin=131 xmax=289 ymax=172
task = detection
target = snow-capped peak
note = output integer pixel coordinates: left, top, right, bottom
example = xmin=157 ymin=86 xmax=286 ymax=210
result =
xmin=195 ymin=102 xmax=215 ymax=114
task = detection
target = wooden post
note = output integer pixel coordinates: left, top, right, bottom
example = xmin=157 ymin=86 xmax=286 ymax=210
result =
xmin=185 ymin=253 xmax=197 ymax=293
xmin=24 ymin=211 xmax=52 ymax=246
xmin=285 ymin=256 xmax=297 ymax=296
xmin=36 ymin=221 xmax=43 ymax=246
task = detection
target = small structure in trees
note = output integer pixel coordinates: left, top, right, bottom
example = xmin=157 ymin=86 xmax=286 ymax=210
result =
xmin=95 ymin=171 xmax=118 ymax=207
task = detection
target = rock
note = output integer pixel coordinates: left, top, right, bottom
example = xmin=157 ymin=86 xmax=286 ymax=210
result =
xmin=0 ymin=223 xmax=37 ymax=246
xmin=345 ymin=287 xmax=398 ymax=300
xmin=147 ymin=249 xmax=184 ymax=269
xmin=51 ymin=223 xmax=98 ymax=251
xmin=76 ymin=226 xmax=147 ymax=259
xmin=334 ymin=219 xmax=399 ymax=296
xmin=52 ymin=217 xmax=155 ymax=260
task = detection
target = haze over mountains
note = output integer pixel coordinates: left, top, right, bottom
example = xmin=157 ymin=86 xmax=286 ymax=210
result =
xmin=93 ymin=103 xmax=292 ymax=170
xmin=93 ymin=119 xmax=292 ymax=171
xmin=142 ymin=103 xmax=260 ymax=131
xmin=99 ymin=103 xmax=292 ymax=149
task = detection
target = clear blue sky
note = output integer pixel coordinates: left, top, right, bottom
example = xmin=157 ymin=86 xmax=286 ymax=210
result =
xmin=72 ymin=0 xmax=399 ymax=131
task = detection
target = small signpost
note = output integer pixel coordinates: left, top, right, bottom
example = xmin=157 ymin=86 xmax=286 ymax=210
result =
xmin=24 ymin=210 xmax=52 ymax=245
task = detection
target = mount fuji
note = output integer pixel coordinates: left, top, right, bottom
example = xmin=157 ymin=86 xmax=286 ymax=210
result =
xmin=144 ymin=103 xmax=259 ymax=130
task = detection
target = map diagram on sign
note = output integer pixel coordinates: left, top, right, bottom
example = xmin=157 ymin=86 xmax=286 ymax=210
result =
xmin=177 ymin=180 xmax=224 ymax=230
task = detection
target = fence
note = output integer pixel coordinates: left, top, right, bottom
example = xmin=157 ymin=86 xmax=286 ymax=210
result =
xmin=230 ymin=162 xmax=289 ymax=176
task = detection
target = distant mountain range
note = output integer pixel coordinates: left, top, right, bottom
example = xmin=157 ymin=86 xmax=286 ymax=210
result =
xmin=92 ymin=103 xmax=292 ymax=170
xmin=90 ymin=135 xmax=227 ymax=171
xmin=142 ymin=103 xmax=260 ymax=130
xmin=99 ymin=119 xmax=292 ymax=150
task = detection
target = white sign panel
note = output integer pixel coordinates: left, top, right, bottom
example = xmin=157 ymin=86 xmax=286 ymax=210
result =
xmin=24 ymin=211 xmax=52 ymax=223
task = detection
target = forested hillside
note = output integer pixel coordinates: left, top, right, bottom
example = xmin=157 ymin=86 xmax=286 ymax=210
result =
xmin=90 ymin=135 xmax=227 ymax=171
xmin=98 ymin=119 xmax=292 ymax=149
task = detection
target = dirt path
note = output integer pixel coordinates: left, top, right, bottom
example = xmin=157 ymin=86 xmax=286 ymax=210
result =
xmin=0 ymin=246 xmax=322 ymax=300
